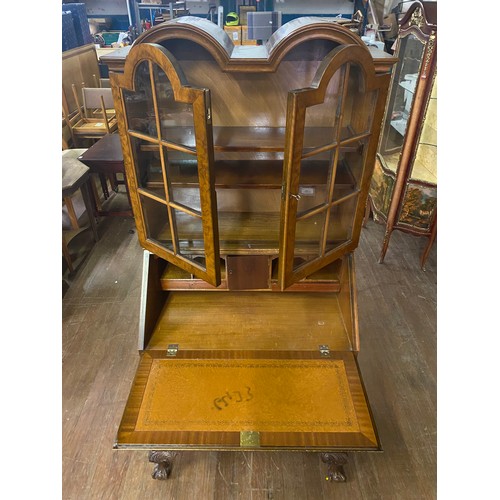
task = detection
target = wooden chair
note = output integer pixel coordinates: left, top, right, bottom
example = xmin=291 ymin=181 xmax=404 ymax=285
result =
xmin=68 ymin=85 xmax=120 ymax=209
xmin=86 ymin=83 xmax=116 ymax=118
xmin=89 ymin=79 xmax=114 ymax=117
xmin=70 ymin=85 xmax=118 ymax=142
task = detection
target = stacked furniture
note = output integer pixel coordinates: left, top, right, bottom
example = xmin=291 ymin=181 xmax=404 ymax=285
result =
xmin=62 ymin=43 xmax=102 ymax=141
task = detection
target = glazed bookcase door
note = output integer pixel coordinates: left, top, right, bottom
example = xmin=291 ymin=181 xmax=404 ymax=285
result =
xmin=278 ymin=45 xmax=389 ymax=289
xmin=111 ymin=44 xmax=220 ymax=286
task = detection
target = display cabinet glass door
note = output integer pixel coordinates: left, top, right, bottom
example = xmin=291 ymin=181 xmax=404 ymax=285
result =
xmin=379 ymin=32 xmax=425 ymax=170
xmin=278 ymin=45 xmax=389 ymax=289
xmin=397 ymin=75 xmax=437 ymax=229
xmin=111 ymin=45 xmax=220 ymax=286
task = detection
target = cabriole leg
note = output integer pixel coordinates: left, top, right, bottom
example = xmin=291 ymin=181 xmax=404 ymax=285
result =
xmin=148 ymin=451 xmax=177 ymax=480
xmin=321 ymin=452 xmax=348 ymax=482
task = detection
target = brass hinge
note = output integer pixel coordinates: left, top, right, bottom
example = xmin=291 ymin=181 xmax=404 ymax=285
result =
xmin=167 ymin=344 xmax=179 ymax=357
xmin=319 ymin=345 xmax=330 ymax=357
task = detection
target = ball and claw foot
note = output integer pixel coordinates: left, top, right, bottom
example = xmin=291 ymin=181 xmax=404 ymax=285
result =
xmin=148 ymin=451 xmax=176 ymax=480
xmin=321 ymin=452 xmax=348 ymax=483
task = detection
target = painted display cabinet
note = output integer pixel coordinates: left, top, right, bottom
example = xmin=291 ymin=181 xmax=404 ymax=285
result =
xmin=109 ymin=16 xmax=396 ymax=482
xmin=367 ymin=1 xmax=437 ymax=268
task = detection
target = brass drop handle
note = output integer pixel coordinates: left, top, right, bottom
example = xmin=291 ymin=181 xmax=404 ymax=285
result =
xmin=290 ymin=193 xmax=301 ymax=201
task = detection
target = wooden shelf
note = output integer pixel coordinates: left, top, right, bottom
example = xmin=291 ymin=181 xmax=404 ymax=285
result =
xmin=158 ymin=257 xmax=343 ymax=292
xmin=147 ymin=291 xmax=353 ymax=351
xmin=148 ymin=211 xmax=350 ymax=255
xmin=214 ymin=127 xmax=285 ymax=152
xmin=140 ymin=157 xmax=357 ymax=190
xmin=138 ymin=126 xmax=361 ymax=154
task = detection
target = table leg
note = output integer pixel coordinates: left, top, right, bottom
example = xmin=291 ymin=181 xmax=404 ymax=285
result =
xmin=90 ymin=175 xmax=103 ymax=212
xmin=321 ymin=452 xmax=348 ymax=482
xmin=81 ymin=178 xmax=99 ymax=242
xmin=62 ymin=236 xmax=74 ymax=273
xmin=64 ymin=196 xmax=80 ymax=231
xmin=123 ymin=173 xmax=132 ymax=210
xmin=420 ymin=218 xmax=437 ymax=270
xmin=362 ymin=197 xmax=371 ymax=228
xmin=109 ymin=173 xmax=118 ymax=192
xmin=99 ymin=173 xmax=110 ymax=199
xmin=149 ymin=451 xmax=177 ymax=480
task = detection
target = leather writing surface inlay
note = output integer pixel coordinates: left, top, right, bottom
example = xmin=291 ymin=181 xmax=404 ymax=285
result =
xmin=136 ymin=359 xmax=358 ymax=433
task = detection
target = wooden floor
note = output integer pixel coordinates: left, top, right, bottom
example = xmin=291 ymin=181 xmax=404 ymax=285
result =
xmin=62 ymin=188 xmax=436 ymax=499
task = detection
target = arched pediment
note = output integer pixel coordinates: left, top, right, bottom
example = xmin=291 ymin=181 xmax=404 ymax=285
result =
xmin=132 ymin=16 xmax=370 ymax=73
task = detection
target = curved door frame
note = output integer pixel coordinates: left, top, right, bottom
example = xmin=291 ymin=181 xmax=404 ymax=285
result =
xmin=111 ymin=43 xmax=220 ymax=286
xmin=278 ymin=44 xmax=390 ymax=290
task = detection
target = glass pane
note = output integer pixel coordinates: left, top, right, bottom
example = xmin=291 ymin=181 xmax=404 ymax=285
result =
xmin=341 ymin=64 xmax=377 ymax=138
xmin=170 ymin=187 xmax=201 ymax=213
xmin=175 ymin=210 xmax=206 ymax=263
xmin=378 ymin=33 xmax=426 ymax=168
xmin=296 ymin=149 xmax=336 ymax=217
xmin=154 ymin=66 xmax=196 ymax=148
xmin=140 ymin=194 xmax=173 ymax=251
xmin=294 ymin=209 xmax=327 ymax=265
xmin=130 ymin=136 xmax=165 ymax=200
xmin=411 ymin=77 xmax=437 ymax=184
xmin=163 ymin=147 xmax=201 ymax=212
xmin=336 ymin=136 xmax=369 ymax=194
xmin=123 ymin=61 xmax=157 ymax=138
xmin=302 ymin=65 xmax=346 ymax=152
xmin=141 ymin=196 xmax=207 ymax=263
xmin=324 ymin=195 xmax=358 ymax=254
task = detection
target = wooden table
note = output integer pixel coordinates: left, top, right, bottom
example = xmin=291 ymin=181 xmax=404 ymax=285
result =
xmin=62 ymin=150 xmax=100 ymax=272
xmin=78 ymin=133 xmax=133 ymax=217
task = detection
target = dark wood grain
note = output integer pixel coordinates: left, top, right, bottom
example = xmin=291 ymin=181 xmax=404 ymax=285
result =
xmin=77 ymin=133 xmax=133 ymax=217
xmin=78 ymin=132 xmax=123 ymax=167
xmin=226 ymin=255 xmax=270 ymax=290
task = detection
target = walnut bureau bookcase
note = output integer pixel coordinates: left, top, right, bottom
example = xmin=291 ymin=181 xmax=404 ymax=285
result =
xmin=109 ymin=16 xmax=395 ymax=482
